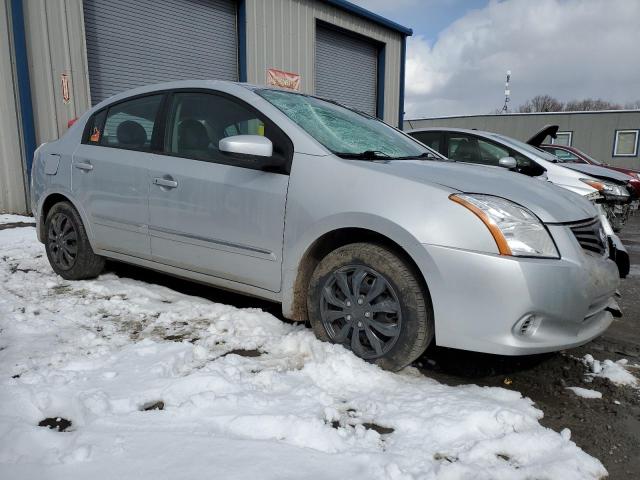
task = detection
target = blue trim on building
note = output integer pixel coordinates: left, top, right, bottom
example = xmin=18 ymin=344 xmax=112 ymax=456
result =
xmin=10 ymin=0 xmax=36 ymax=179
xmin=398 ymin=35 xmax=406 ymax=129
xmin=237 ymin=0 xmax=247 ymax=82
xmin=321 ymin=0 xmax=412 ymax=36
xmin=376 ymin=45 xmax=385 ymax=119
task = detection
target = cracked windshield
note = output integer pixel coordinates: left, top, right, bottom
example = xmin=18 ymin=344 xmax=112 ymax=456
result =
xmin=258 ymin=89 xmax=430 ymax=159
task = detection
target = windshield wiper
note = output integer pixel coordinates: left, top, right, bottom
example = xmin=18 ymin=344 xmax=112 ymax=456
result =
xmin=387 ymin=152 xmax=440 ymax=160
xmin=334 ymin=150 xmax=391 ymax=160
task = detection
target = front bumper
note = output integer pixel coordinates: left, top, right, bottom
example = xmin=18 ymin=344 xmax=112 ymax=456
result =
xmin=422 ymin=224 xmax=620 ymax=355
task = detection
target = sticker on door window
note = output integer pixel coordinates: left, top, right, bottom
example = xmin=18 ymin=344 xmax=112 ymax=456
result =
xmin=90 ymin=127 xmax=101 ymax=143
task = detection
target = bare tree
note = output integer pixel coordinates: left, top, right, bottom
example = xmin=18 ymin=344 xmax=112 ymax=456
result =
xmin=517 ymin=95 xmax=564 ymax=113
xmin=624 ymin=100 xmax=640 ymax=110
xmin=565 ymin=98 xmax=623 ymax=111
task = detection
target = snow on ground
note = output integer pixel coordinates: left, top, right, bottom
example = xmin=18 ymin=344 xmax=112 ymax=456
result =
xmin=0 ymin=214 xmax=34 ymax=225
xmin=565 ymin=387 xmax=602 ymax=399
xmin=628 ymin=264 xmax=640 ymax=278
xmin=0 ymin=226 xmax=607 ymax=479
xmin=582 ymin=354 xmax=639 ymax=387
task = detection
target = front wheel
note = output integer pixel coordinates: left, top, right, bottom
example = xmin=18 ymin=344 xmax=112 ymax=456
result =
xmin=307 ymin=243 xmax=434 ymax=371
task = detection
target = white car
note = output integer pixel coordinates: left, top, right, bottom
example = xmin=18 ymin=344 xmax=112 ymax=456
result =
xmin=406 ymin=127 xmax=630 ymax=277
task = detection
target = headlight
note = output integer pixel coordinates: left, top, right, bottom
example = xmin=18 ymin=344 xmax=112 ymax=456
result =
xmin=450 ymin=194 xmax=559 ymax=258
xmin=580 ymin=178 xmax=629 ymax=200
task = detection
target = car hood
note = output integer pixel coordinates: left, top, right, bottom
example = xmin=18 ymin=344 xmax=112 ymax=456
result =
xmin=559 ymin=163 xmax=633 ymax=183
xmin=355 ymin=159 xmax=597 ymax=223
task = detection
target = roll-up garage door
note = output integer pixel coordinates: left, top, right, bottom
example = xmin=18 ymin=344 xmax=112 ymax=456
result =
xmin=83 ymin=0 xmax=238 ymax=105
xmin=315 ymin=25 xmax=378 ymax=116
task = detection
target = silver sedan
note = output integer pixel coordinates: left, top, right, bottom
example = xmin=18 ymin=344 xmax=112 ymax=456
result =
xmin=31 ymin=80 xmax=620 ymax=370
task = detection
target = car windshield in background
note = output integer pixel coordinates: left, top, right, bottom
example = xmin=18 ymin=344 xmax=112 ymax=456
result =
xmin=493 ymin=133 xmax=560 ymax=162
xmin=257 ymin=89 xmax=438 ymax=160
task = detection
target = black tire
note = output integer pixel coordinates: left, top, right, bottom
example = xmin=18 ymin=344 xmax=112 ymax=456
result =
xmin=44 ymin=201 xmax=105 ymax=280
xmin=307 ymin=243 xmax=434 ymax=371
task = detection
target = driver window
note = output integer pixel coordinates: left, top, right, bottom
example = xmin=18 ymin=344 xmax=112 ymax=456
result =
xmin=448 ymin=134 xmax=481 ymax=163
xmin=477 ymin=139 xmax=509 ymax=166
xmin=165 ymin=92 xmax=281 ymax=164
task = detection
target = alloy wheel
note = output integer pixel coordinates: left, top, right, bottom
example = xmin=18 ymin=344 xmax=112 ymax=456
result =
xmin=47 ymin=212 xmax=78 ymax=270
xmin=320 ymin=265 xmax=402 ymax=359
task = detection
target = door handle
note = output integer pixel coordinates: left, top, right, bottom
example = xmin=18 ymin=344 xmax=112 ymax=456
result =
xmin=75 ymin=162 xmax=93 ymax=171
xmin=153 ymin=177 xmax=178 ymax=188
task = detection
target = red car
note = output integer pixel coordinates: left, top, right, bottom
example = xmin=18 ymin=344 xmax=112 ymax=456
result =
xmin=540 ymin=143 xmax=640 ymax=197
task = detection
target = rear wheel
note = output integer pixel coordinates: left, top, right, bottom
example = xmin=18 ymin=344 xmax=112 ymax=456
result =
xmin=307 ymin=243 xmax=433 ymax=371
xmin=44 ymin=202 xmax=105 ymax=280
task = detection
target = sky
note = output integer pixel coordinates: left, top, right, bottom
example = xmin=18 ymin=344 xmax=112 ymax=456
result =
xmin=350 ymin=0 xmax=640 ymax=119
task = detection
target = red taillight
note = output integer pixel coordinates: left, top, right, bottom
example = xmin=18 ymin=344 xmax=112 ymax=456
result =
xmin=67 ymin=118 xmax=78 ymax=128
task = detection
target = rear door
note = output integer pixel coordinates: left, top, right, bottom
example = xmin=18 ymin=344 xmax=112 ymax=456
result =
xmin=147 ymin=91 xmax=293 ymax=292
xmin=72 ymin=94 xmax=164 ymax=257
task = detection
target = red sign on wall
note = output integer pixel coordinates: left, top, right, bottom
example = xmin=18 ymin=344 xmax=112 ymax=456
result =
xmin=61 ymin=73 xmax=71 ymax=104
xmin=266 ymin=68 xmax=301 ymax=91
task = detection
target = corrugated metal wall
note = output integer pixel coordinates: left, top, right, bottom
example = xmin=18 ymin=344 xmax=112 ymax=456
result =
xmin=315 ymin=24 xmax=378 ymax=115
xmin=244 ymin=0 xmax=403 ymax=126
xmin=83 ymin=0 xmax=238 ymax=105
xmin=404 ymin=112 xmax=640 ymax=169
xmin=23 ymin=0 xmax=91 ymax=145
xmin=0 ymin=0 xmax=28 ymax=214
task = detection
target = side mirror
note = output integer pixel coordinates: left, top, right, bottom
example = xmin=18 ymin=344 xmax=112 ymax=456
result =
xmin=219 ymin=135 xmax=273 ymax=157
xmin=498 ymin=156 xmax=517 ymax=169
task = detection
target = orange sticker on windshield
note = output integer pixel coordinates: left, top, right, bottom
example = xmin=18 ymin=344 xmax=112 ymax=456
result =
xmin=90 ymin=127 xmax=100 ymax=143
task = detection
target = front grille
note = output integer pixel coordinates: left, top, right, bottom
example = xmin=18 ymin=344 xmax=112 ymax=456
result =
xmin=570 ymin=218 xmax=607 ymax=256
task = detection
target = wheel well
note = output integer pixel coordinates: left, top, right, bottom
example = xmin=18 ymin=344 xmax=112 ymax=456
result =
xmin=290 ymin=228 xmax=429 ymax=321
xmin=39 ymin=193 xmax=71 ymax=237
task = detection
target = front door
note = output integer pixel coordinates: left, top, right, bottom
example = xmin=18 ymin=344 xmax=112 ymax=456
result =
xmin=72 ymin=94 xmax=164 ymax=257
xmin=147 ymin=91 xmax=292 ymax=292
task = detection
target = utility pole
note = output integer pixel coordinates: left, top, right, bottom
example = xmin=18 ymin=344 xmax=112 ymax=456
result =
xmin=501 ymin=70 xmax=511 ymax=113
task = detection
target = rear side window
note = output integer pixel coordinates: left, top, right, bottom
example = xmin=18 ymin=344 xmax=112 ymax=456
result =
xmin=100 ymin=95 xmax=163 ymax=151
xmin=411 ymin=131 xmax=442 ymax=153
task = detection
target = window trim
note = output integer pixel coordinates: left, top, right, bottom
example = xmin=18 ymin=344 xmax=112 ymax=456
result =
xmin=160 ymin=88 xmax=294 ymax=175
xmin=613 ymin=129 xmax=639 ymax=157
xmin=550 ymin=131 xmax=573 ymax=147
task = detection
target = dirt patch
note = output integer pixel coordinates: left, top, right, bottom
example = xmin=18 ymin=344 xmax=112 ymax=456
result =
xmin=38 ymin=417 xmax=72 ymax=432
xmin=220 ymin=349 xmax=263 ymax=358
xmin=140 ymin=401 xmax=165 ymax=411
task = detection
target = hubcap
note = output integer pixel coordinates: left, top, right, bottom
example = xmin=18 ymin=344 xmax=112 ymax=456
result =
xmin=47 ymin=213 xmax=78 ymax=270
xmin=320 ymin=265 xmax=402 ymax=359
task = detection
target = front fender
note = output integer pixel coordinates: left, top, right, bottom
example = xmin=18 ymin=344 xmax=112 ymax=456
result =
xmin=280 ymin=212 xmax=444 ymax=320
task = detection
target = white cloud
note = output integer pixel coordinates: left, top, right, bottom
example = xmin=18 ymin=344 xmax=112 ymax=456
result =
xmin=404 ymin=0 xmax=640 ymax=118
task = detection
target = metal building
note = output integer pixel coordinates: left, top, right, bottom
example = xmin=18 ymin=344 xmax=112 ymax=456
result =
xmin=405 ymin=110 xmax=640 ymax=170
xmin=1 ymin=0 xmax=411 ymax=214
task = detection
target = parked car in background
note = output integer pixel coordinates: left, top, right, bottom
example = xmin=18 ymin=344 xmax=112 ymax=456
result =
xmin=539 ymin=143 xmax=640 ymax=201
xmin=525 ymin=125 xmax=638 ymax=231
xmin=32 ymin=81 xmax=621 ymax=371
xmin=406 ymin=127 xmax=630 ymax=276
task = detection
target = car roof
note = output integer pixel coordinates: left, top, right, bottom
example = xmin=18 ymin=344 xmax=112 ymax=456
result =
xmin=405 ymin=127 xmax=504 ymax=139
xmin=92 ymin=80 xmax=258 ymax=110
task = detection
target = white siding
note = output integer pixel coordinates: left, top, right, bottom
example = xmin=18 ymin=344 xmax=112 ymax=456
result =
xmin=245 ymin=0 xmax=404 ymax=126
xmin=0 ymin=0 xmax=28 ymax=214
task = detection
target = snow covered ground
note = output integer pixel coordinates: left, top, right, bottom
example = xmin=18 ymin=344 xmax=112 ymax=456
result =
xmin=0 ymin=225 xmax=610 ymax=479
